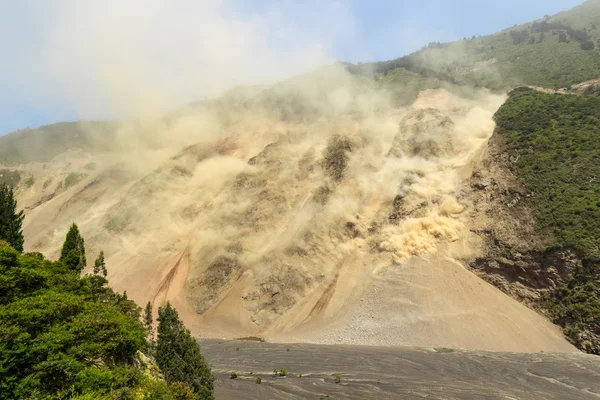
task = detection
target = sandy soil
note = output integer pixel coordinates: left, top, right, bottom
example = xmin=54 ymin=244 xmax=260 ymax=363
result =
xmin=10 ymin=87 xmax=577 ymax=353
xmin=272 ymin=246 xmax=576 ymax=352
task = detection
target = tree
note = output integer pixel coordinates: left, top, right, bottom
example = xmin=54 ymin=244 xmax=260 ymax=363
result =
xmin=93 ymin=251 xmax=107 ymax=277
xmin=156 ymin=302 xmax=214 ymax=398
xmin=90 ymin=251 xmax=108 ymax=296
xmin=0 ymin=183 xmax=24 ymax=252
xmin=559 ymin=31 xmax=568 ymax=43
xmin=59 ymin=223 xmax=86 ymax=272
xmin=144 ymin=301 xmax=154 ymax=339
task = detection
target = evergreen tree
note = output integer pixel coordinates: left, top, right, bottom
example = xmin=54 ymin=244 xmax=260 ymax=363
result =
xmin=93 ymin=250 xmax=107 ymax=277
xmin=59 ymin=223 xmax=86 ymax=272
xmin=156 ymin=302 xmax=214 ymax=398
xmin=144 ymin=301 xmax=153 ymax=333
xmin=0 ymin=183 xmax=24 ymax=252
xmin=90 ymin=251 xmax=108 ymax=296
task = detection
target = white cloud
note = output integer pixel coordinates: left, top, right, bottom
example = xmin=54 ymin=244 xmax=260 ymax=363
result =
xmin=1 ymin=0 xmax=357 ymax=122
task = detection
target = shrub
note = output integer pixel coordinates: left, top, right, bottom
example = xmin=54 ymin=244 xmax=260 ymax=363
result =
xmin=334 ymin=375 xmax=341 ymax=384
xmin=156 ymin=302 xmax=214 ymax=395
xmin=278 ymin=368 xmax=287 ymax=377
xmin=230 ymin=372 xmax=238 ymax=379
xmin=143 ymin=381 xmax=174 ymax=400
xmin=495 ymin=89 xmax=600 ymax=353
xmin=169 ymin=382 xmax=195 ymax=400
xmin=255 ymin=376 xmax=262 ymax=384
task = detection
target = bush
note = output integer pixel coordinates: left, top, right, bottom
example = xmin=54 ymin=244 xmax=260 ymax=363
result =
xmin=255 ymin=376 xmax=262 ymax=384
xmin=278 ymin=368 xmax=287 ymax=377
xmin=169 ymin=382 xmax=195 ymax=400
xmin=334 ymin=375 xmax=341 ymax=384
xmin=495 ymin=89 xmax=600 ymax=353
xmin=230 ymin=372 xmax=238 ymax=379
xmin=143 ymin=381 xmax=174 ymax=400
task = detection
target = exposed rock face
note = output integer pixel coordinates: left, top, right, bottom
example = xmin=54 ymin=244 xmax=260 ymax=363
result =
xmin=7 ymin=88 xmax=577 ymax=352
xmin=464 ymin=132 xmax=577 ymax=301
xmin=388 ymin=108 xmax=455 ymax=159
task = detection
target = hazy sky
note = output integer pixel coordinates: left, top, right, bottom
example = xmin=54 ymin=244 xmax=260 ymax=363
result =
xmin=0 ymin=0 xmax=583 ymax=135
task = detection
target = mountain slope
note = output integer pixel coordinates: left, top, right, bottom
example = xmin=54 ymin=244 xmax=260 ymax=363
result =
xmin=3 ymin=2 xmax=600 ymax=353
xmin=351 ymin=0 xmax=600 ymax=90
xmin=466 ymin=86 xmax=600 ymax=353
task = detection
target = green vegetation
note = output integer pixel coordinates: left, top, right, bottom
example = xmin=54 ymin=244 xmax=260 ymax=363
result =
xmin=230 ymin=371 xmax=237 ymax=379
xmin=255 ymin=376 xmax=262 ymax=384
xmin=494 ymin=87 xmax=600 ymax=353
xmin=144 ymin=301 xmax=154 ymax=338
xmin=0 ymin=223 xmax=214 ymax=398
xmin=0 ymin=183 xmax=24 ymax=252
xmin=349 ymin=1 xmax=600 ymax=90
xmin=334 ymin=375 xmax=341 ymax=384
xmin=59 ymin=223 xmax=87 ymax=273
xmin=278 ymin=368 xmax=287 ymax=377
xmin=156 ymin=302 xmax=214 ymax=397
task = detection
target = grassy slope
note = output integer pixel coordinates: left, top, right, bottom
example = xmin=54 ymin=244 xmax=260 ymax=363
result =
xmin=356 ymin=0 xmax=600 ymax=89
xmin=494 ymin=87 xmax=600 ymax=353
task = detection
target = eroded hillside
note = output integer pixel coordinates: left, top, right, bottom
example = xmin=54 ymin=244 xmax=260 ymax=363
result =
xmin=3 ymin=78 xmax=578 ymax=352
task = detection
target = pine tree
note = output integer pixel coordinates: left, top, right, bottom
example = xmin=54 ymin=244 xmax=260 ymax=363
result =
xmin=156 ymin=302 xmax=214 ymax=398
xmin=144 ymin=301 xmax=155 ymax=343
xmin=93 ymin=250 xmax=107 ymax=277
xmin=0 ymin=183 xmax=24 ymax=252
xmin=144 ymin=301 xmax=153 ymax=331
xmin=59 ymin=223 xmax=86 ymax=272
xmin=90 ymin=251 xmax=108 ymax=296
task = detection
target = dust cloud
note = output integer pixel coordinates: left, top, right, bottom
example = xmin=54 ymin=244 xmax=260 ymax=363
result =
xmin=12 ymin=1 xmax=508 ymax=342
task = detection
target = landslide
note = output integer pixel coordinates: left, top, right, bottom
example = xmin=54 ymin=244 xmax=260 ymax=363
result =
xmin=466 ymin=85 xmax=600 ymax=354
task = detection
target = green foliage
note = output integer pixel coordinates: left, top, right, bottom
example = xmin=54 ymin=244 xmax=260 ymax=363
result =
xmin=255 ymin=376 xmax=262 ymax=384
xmin=144 ymin=301 xmax=153 ymax=335
xmin=143 ymin=380 xmax=174 ymax=400
xmin=348 ymin=1 xmax=600 ymax=90
xmin=0 ymin=243 xmax=147 ymax=399
xmin=60 ymin=223 xmax=87 ymax=272
xmin=334 ymin=375 xmax=341 ymax=384
xmin=230 ymin=371 xmax=238 ymax=379
xmin=494 ymin=88 xmax=600 ymax=353
xmin=156 ymin=301 xmax=214 ymax=398
xmin=0 ymin=183 xmax=24 ymax=252
xmin=278 ymin=368 xmax=287 ymax=377
xmin=495 ymin=89 xmax=600 ymax=259
xmin=0 ymin=223 xmax=211 ymax=398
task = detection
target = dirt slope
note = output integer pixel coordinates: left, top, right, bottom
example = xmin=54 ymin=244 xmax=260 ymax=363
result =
xmin=7 ymin=87 xmax=577 ymax=352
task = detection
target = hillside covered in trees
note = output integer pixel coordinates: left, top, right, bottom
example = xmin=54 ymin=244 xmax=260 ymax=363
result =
xmin=491 ymin=87 xmax=600 ymax=352
xmin=0 ymin=185 xmax=214 ymax=400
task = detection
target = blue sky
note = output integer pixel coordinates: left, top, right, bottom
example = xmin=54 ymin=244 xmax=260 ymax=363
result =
xmin=0 ymin=0 xmax=584 ymax=136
